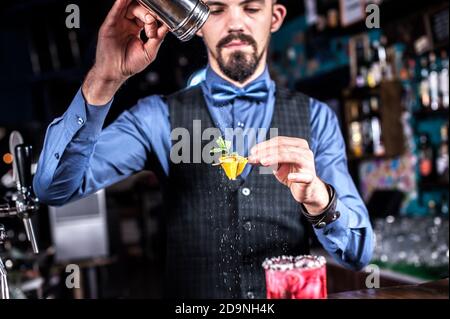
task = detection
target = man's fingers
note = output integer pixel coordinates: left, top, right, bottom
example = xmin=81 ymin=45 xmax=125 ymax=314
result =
xmin=142 ymin=24 xmax=169 ymax=63
xmin=251 ymin=137 xmax=310 ymax=155
xmin=156 ymin=23 xmax=170 ymax=39
xmin=135 ymin=18 xmax=145 ymax=28
xmin=257 ymin=151 xmax=308 ymax=167
xmin=126 ymin=2 xmax=157 ymax=25
xmin=144 ymin=21 xmax=158 ymax=38
xmin=256 ymin=137 xmax=309 ymax=152
xmin=249 ymin=152 xmax=314 ymax=169
xmin=250 ymin=146 xmax=311 ymax=160
xmin=287 ymin=172 xmax=314 ymax=184
xmin=104 ymin=0 xmax=131 ymax=25
xmin=248 ymin=147 xmax=312 ymax=165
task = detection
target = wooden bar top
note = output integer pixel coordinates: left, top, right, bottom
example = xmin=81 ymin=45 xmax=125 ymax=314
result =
xmin=328 ymin=278 xmax=449 ymax=299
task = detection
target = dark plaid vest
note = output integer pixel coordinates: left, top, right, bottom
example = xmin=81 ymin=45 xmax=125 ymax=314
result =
xmin=162 ymin=85 xmax=311 ymax=299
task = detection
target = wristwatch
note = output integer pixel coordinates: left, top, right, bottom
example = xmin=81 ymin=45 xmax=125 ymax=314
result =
xmin=300 ymin=183 xmax=340 ymax=229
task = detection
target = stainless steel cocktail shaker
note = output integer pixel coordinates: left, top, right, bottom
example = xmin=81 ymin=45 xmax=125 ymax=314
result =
xmin=136 ymin=0 xmax=210 ymax=41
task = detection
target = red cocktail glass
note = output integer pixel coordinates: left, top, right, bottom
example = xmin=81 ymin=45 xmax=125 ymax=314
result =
xmin=262 ymin=255 xmax=327 ymax=299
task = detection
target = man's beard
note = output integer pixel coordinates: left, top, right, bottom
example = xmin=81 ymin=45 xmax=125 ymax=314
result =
xmin=216 ymin=33 xmax=263 ymax=84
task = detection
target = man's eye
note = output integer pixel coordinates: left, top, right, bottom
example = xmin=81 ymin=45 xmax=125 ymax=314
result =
xmin=210 ymin=9 xmax=224 ymax=15
xmin=245 ymin=7 xmax=260 ymax=13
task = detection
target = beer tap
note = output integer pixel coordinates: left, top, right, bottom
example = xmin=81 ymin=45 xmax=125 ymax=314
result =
xmin=13 ymin=144 xmax=40 ymax=254
xmin=0 ymin=224 xmax=10 ymax=299
xmin=0 ymin=132 xmax=40 ymax=299
xmin=0 ymin=143 xmax=40 ymax=253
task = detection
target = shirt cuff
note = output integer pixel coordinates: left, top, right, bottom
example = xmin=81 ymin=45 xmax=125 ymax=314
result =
xmin=314 ymin=199 xmax=351 ymax=252
xmin=63 ymin=88 xmax=113 ymax=139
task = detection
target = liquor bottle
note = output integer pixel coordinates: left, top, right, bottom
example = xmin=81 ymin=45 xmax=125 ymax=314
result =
xmin=428 ymin=52 xmax=440 ymax=111
xmin=419 ymin=57 xmax=431 ymax=109
xmin=407 ymin=59 xmax=416 ymax=81
xmin=327 ymin=8 xmax=339 ymax=29
xmin=349 ymin=122 xmax=363 ymax=157
xmin=361 ymin=99 xmax=372 ymax=117
xmin=436 ymin=124 xmax=449 ymax=183
xmin=313 ymin=0 xmax=327 ymax=32
xmin=355 ymin=39 xmax=368 ymax=88
xmin=362 ymin=126 xmax=374 ymax=155
xmin=439 ymin=50 xmax=449 ymax=109
xmin=418 ymin=133 xmax=434 ymax=182
xmin=359 ymin=99 xmax=373 ymax=154
xmin=369 ymin=96 xmax=380 ymax=114
xmin=428 ymin=200 xmax=437 ymax=216
xmin=349 ymin=100 xmax=360 ymax=121
xmin=370 ymin=97 xmax=385 ymax=156
xmin=440 ymin=194 xmax=449 ymax=215
xmin=379 ymin=36 xmax=392 ymax=81
xmin=367 ymin=41 xmax=382 ymax=88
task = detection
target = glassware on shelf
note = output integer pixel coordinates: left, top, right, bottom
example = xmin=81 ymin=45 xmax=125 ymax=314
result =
xmin=373 ymin=215 xmax=449 ymax=269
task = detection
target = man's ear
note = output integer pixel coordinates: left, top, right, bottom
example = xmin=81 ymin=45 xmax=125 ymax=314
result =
xmin=271 ymin=4 xmax=287 ymax=33
xmin=196 ymin=29 xmax=204 ymax=38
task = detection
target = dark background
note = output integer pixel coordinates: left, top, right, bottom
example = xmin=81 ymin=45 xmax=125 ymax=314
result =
xmin=0 ymin=0 xmax=448 ymax=299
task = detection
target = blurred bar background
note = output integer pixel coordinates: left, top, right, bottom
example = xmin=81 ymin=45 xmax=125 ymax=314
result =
xmin=0 ymin=0 xmax=448 ymax=298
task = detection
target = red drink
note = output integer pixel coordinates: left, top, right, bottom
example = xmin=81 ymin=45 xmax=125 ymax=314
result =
xmin=262 ymin=255 xmax=327 ymax=299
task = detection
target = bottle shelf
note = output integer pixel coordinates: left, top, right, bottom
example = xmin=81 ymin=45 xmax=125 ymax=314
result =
xmin=343 ymin=85 xmax=381 ymax=99
xmin=348 ymin=154 xmax=394 ymax=162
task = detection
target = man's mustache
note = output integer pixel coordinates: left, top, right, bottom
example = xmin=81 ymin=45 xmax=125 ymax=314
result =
xmin=217 ymin=33 xmax=257 ymax=50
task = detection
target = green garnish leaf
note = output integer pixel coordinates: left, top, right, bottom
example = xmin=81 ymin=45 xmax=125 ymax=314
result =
xmin=214 ymin=137 xmax=232 ymax=156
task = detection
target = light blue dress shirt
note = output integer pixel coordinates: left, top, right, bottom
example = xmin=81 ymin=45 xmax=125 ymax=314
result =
xmin=33 ymin=66 xmax=374 ymax=271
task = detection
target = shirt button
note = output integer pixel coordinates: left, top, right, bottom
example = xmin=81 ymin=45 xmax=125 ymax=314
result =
xmin=243 ymin=221 xmax=252 ymax=231
xmin=246 ymin=291 xmax=255 ymax=299
xmin=242 ymin=188 xmax=251 ymax=196
xmin=54 ymin=153 xmax=60 ymax=160
xmin=77 ymin=117 xmax=84 ymax=125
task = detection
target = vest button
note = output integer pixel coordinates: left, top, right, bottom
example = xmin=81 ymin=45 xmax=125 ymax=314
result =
xmin=246 ymin=291 xmax=255 ymax=299
xmin=242 ymin=187 xmax=251 ymax=196
xmin=243 ymin=221 xmax=252 ymax=231
xmin=316 ymin=221 xmax=327 ymax=229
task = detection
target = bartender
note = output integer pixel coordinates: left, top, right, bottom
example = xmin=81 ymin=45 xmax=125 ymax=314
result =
xmin=33 ymin=0 xmax=373 ymax=299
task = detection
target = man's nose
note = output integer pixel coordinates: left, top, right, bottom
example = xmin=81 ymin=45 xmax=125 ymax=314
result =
xmin=227 ymin=7 xmax=245 ymax=33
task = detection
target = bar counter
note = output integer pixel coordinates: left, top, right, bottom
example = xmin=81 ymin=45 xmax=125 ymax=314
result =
xmin=328 ymin=279 xmax=449 ymax=299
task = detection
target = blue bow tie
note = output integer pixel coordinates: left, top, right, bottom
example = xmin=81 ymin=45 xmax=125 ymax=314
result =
xmin=210 ymin=80 xmax=269 ymax=106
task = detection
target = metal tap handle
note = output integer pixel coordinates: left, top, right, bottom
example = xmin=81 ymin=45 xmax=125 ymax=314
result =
xmin=0 ymin=257 xmax=10 ymax=299
xmin=23 ymin=218 xmax=39 ymax=254
xmin=15 ymin=144 xmax=33 ymax=192
xmin=0 ymin=224 xmax=5 ymax=244
xmin=14 ymin=144 xmax=40 ymax=254
xmin=0 ymin=225 xmax=10 ymax=299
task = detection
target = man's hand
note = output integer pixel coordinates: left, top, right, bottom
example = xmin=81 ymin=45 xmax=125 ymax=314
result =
xmin=83 ymin=0 xmax=169 ymax=105
xmin=249 ymin=137 xmax=330 ymax=215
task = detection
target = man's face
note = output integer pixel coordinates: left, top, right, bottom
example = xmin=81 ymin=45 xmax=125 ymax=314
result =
xmin=199 ymin=0 xmax=286 ymax=84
